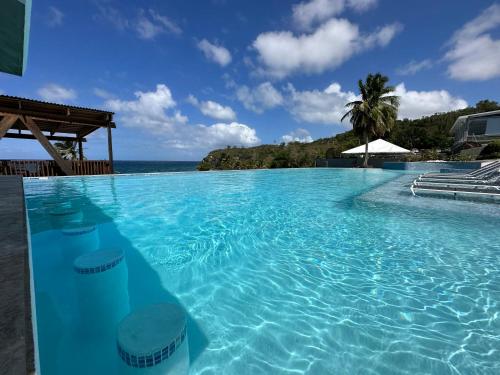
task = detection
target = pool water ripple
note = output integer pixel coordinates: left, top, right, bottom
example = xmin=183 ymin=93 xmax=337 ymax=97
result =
xmin=25 ymin=169 xmax=500 ymax=374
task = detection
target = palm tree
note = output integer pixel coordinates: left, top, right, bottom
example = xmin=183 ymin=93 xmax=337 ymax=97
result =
xmin=54 ymin=140 xmax=79 ymax=160
xmin=341 ymin=73 xmax=399 ymax=167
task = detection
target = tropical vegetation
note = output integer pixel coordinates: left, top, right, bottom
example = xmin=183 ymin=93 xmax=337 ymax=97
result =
xmin=341 ymin=73 xmax=399 ymax=167
xmin=53 ymin=141 xmax=79 ymax=160
xmin=197 ymin=99 xmax=500 ymax=171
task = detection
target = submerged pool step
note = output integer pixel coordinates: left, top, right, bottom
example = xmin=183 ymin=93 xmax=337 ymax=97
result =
xmin=117 ymin=303 xmax=189 ymax=375
xmin=61 ymin=221 xmax=100 ymax=262
xmin=74 ymin=248 xmax=130 ymax=334
xmin=48 ymin=206 xmax=83 ymax=228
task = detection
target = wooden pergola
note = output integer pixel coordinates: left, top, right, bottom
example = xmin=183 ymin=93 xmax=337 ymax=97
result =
xmin=0 ymin=95 xmax=116 ymax=176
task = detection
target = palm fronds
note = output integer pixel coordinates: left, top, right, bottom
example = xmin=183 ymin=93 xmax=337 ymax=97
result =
xmin=341 ymin=73 xmax=400 ymax=167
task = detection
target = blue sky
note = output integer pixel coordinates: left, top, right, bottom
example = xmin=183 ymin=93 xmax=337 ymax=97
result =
xmin=1 ymin=0 xmax=499 ymax=161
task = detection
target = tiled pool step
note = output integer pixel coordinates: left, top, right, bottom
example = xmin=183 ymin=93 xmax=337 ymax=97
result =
xmin=117 ymin=303 xmax=189 ymax=374
xmin=73 ymin=249 xmax=130 ymax=334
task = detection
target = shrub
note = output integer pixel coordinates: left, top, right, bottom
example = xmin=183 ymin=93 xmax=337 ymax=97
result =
xmin=478 ymin=141 xmax=500 ymax=160
xmin=420 ymin=149 xmax=440 ymax=160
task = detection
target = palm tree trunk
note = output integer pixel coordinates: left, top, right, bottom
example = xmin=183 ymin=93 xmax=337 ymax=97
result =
xmin=363 ymin=133 xmax=369 ymax=168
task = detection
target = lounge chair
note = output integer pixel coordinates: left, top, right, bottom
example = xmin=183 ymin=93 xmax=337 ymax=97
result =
xmin=420 ymin=160 xmax=500 ymax=180
xmin=417 ymin=170 xmax=500 ymax=185
xmin=410 ymin=169 xmax=500 ymax=201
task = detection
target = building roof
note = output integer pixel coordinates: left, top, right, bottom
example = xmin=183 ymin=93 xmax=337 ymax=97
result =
xmin=0 ymin=95 xmax=115 ymax=141
xmin=341 ymin=139 xmax=411 ymax=154
xmin=0 ymin=0 xmax=31 ymax=76
xmin=450 ymin=110 xmax=500 ymax=134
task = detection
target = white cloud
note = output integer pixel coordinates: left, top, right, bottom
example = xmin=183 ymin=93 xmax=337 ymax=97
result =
xmin=347 ymin=0 xmax=377 ymax=12
xmin=47 ymin=6 xmax=64 ymax=27
xmin=106 ymin=84 xmax=182 ymax=132
xmin=396 ymin=59 xmax=432 ymax=75
xmin=292 ymin=0 xmax=345 ymax=30
xmin=93 ymin=3 xmax=129 ymax=31
xmin=187 ymin=95 xmax=236 ymax=121
xmin=236 ymin=82 xmax=284 ymax=113
xmin=93 ymin=88 xmax=115 ymax=99
xmin=93 ymin=4 xmax=180 ymax=39
xmin=197 ymin=39 xmax=232 ymax=66
xmin=38 ymin=84 xmax=77 ymax=102
xmin=253 ymin=18 xmax=401 ymax=78
xmin=282 ymin=81 xmax=467 ymax=124
xmin=136 ymin=9 xmax=182 ymax=39
xmin=169 ymin=122 xmax=260 ymax=150
xmin=292 ymin=0 xmax=377 ymax=30
xmin=149 ymin=9 xmax=182 ymax=35
xmin=104 ymin=84 xmax=259 ymax=154
xmin=286 ymin=82 xmax=357 ymax=124
xmin=395 ymin=83 xmax=468 ymax=119
xmin=281 ymin=128 xmax=314 ymax=143
xmin=445 ymin=4 xmax=500 ymax=81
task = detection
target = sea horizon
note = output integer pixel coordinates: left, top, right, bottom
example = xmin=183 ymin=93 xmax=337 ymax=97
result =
xmin=113 ymin=160 xmax=200 ymax=174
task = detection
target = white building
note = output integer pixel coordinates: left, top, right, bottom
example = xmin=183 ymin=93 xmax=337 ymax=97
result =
xmin=450 ymin=110 xmax=500 ymax=148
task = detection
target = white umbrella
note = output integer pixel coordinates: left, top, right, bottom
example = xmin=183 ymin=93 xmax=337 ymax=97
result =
xmin=341 ymin=139 xmax=411 ymax=154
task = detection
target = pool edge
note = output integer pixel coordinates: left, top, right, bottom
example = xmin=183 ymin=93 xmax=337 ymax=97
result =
xmin=0 ymin=176 xmax=36 ymax=375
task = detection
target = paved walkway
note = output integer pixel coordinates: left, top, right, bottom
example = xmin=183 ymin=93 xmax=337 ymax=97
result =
xmin=0 ymin=176 xmax=34 ymax=374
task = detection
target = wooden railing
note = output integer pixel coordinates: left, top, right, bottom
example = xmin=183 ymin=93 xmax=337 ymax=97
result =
xmin=71 ymin=160 xmax=111 ymax=175
xmin=0 ymin=160 xmax=112 ymax=177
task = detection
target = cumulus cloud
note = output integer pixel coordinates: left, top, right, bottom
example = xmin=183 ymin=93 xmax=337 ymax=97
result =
xmin=38 ymin=84 xmax=77 ymax=102
xmin=136 ymin=9 xmax=182 ymax=39
xmin=105 ymin=84 xmax=259 ymax=153
xmin=236 ymin=82 xmax=284 ymax=113
xmin=292 ymin=0 xmax=377 ymax=30
xmin=106 ymin=84 xmax=184 ymax=132
xmin=197 ymin=39 xmax=232 ymax=66
xmin=47 ymin=6 xmax=64 ymax=27
xmin=445 ymin=4 xmax=500 ymax=81
xmin=395 ymin=83 xmax=468 ymax=119
xmin=282 ymin=81 xmax=467 ymax=124
xmin=253 ymin=18 xmax=402 ymax=78
xmin=396 ymin=59 xmax=432 ymax=75
xmin=167 ymin=122 xmax=260 ymax=150
xmin=281 ymin=128 xmax=314 ymax=143
xmin=187 ymin=95 xmax=236 ymax=121
xmin=286 ymin=82 xmax=357 ymax=124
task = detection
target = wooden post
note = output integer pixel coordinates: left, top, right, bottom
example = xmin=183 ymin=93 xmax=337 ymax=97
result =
xmin=78 ymin=138 xmax=84 ymax=160
xmin=107 ymin=124 xmax=114 ymax=174
xmin=22 ymin=116 xmax=74 ymax=176
xmin=0 ymin=115 xmax=18 ymax=139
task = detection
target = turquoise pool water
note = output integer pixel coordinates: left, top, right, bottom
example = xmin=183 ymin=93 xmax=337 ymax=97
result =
xmin=25 ymin=169 xmax=500 ymax=374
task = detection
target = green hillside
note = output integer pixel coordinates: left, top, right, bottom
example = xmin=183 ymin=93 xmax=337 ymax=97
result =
xmin=198 ymin=100 xmax=500 ymax=171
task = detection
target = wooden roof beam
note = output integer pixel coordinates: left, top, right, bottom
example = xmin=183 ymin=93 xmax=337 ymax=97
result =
xmin=3 ymin=132 xmax=87 ymax=142
xmin=77 ymin=126 xmax=100 ymax=139
xmin=0 ymin=110 xmax=115 ymax=128
xmin=20 ymin=116 xmax=74 ymax=176
xmin=0 ymin=114 xmax=19 ymax=138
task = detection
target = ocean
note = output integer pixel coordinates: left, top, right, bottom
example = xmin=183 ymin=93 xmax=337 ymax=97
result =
xmin=113 ymin=161 xmax=199 ymax=174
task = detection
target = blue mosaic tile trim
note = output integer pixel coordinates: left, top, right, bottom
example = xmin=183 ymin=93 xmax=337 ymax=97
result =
xmin=62 ymin=226 xmax=96 ymax=236
xmin=74 ymin=254 xmax=124 ymax=275
xmin=118 ymin=325 xmax=187 ymax=368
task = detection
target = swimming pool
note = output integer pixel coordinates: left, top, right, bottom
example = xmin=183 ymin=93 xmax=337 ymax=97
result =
xmin=25 ymin=169 xmax=500 ymax=374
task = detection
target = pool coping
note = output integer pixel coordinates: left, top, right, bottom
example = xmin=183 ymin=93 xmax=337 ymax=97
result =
xmin=0 ymin=176 xmax=35 ymax=375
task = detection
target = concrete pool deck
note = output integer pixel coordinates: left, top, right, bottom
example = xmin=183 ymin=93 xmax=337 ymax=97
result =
xmin=0 ymin=176 xmax=35 ymax=374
